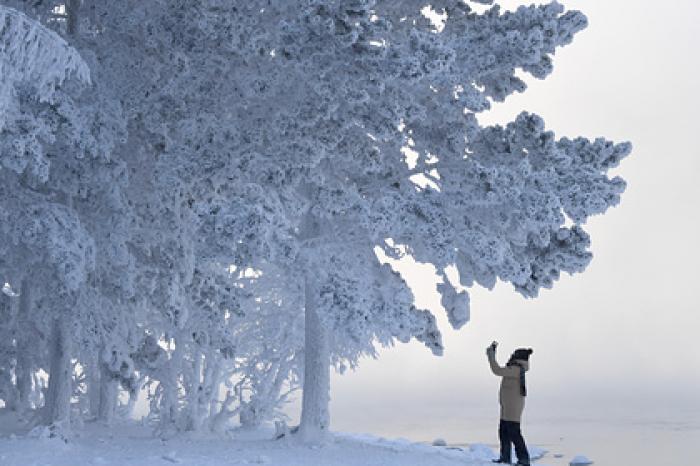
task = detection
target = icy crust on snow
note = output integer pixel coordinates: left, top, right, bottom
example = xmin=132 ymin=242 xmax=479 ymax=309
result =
xmin=570 ymin=455 xmax=594 ymax=465
xmin=0 ymin=422 xmax=561 ymax=466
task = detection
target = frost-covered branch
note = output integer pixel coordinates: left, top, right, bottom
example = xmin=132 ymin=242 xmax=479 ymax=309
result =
xmin=0 ymin=5 xmax=90 ymax=118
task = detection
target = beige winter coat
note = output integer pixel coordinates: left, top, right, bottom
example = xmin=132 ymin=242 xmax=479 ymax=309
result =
xmin=487 ymin=350 xmax=529 ymax=422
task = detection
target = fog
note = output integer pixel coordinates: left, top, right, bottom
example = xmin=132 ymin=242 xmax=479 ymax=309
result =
xmin=321 ymin=0 xmax=700 ymax=441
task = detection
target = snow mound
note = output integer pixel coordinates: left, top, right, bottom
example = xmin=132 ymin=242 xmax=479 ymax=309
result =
xmin=26 ymin=424 xmax=70 ymax=447
xmin=161 ymin=451 xmax=181 ymax=463
xmin=468 ymin=443 xmax=497 ymax=461
xmin=336 ymin=432 xmax=472 ymax=462
xmin=530 ymin=445 xmax=548 ymax=460
xmin=570 ymin=455 xmax=594 ymax=465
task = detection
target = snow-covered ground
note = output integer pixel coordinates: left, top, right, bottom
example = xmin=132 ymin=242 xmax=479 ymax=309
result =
xmin=0 ymin=415 xmax=556 ymax=466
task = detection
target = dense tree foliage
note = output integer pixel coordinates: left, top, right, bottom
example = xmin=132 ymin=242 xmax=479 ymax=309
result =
xmin=0 ymin=0 xmax=629 ymax=441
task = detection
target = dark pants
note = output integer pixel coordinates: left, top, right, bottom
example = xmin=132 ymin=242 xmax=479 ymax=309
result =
xmin=498 ymin=419 xmax=530 ymax=464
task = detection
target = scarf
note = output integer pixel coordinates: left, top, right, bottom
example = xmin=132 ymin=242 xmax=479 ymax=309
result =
xmin=507 ymin=360 xmax=527 ymax=397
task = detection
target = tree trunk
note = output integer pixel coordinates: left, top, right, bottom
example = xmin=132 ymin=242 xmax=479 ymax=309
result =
xmin=298 ymin=274 xmax=330 ymax=443
xmin=87 ymin=352 xmax=101 ymax=419
xmin=97 ymin=376 xmax=119 ymax=424
xmin=15 ymin=278 xmax=33 ymax=411
xmin=44 ymin=319 xmax=72 ymax=426
xmin=158 ymin=335 xmax=182 ymax=434
xmin=204 ymin=356 xmax=222 ymax=421
xmin=124 ymin=381 xmax=140 ymax=419
xmin=97 ymin=352 xmax=119 ymax=424
xmin=66 ymin=0 xmax=81 ymax=36
xmin=185 ymin=347 xmax=204 ymax=431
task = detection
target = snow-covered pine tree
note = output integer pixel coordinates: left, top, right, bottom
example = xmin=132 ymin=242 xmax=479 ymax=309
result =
xmin=0 ymin=0 xmax=630 ymax=441
xmin=0 ymin=2 xmax=134 ymax=429
xmin=0 ymin=178 xmax=96 ymax=426
xmin=59 ymin=0 xmax=629 ymax=440
xmin=71 ymin=0 xmax=304 ymax=433
xmin=178 ymin=0 xmax=630 ymax=441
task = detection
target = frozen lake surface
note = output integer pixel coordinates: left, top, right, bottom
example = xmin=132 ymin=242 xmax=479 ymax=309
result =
xmin=443 ymin=412 xmax=700 ymax=466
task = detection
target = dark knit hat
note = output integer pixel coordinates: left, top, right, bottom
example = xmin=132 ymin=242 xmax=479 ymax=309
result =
xmin=512 ymin=348 xmax=533 ymax=361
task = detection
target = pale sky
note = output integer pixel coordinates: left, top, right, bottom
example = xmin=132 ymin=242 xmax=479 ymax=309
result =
xmin=298 ymin=0 xmax=700 ymax=441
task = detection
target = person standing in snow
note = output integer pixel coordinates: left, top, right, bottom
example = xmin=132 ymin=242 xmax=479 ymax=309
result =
xmin=487 ymin=341 xmax=533 ymax=466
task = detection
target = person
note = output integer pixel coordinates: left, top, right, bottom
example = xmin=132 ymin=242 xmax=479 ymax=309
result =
xmin=486 ymin=341 xmax=533 ymax=466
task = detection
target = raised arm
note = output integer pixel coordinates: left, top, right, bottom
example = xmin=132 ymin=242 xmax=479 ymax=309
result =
xmin=486 ymin=344 xmax=518 ymax=378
